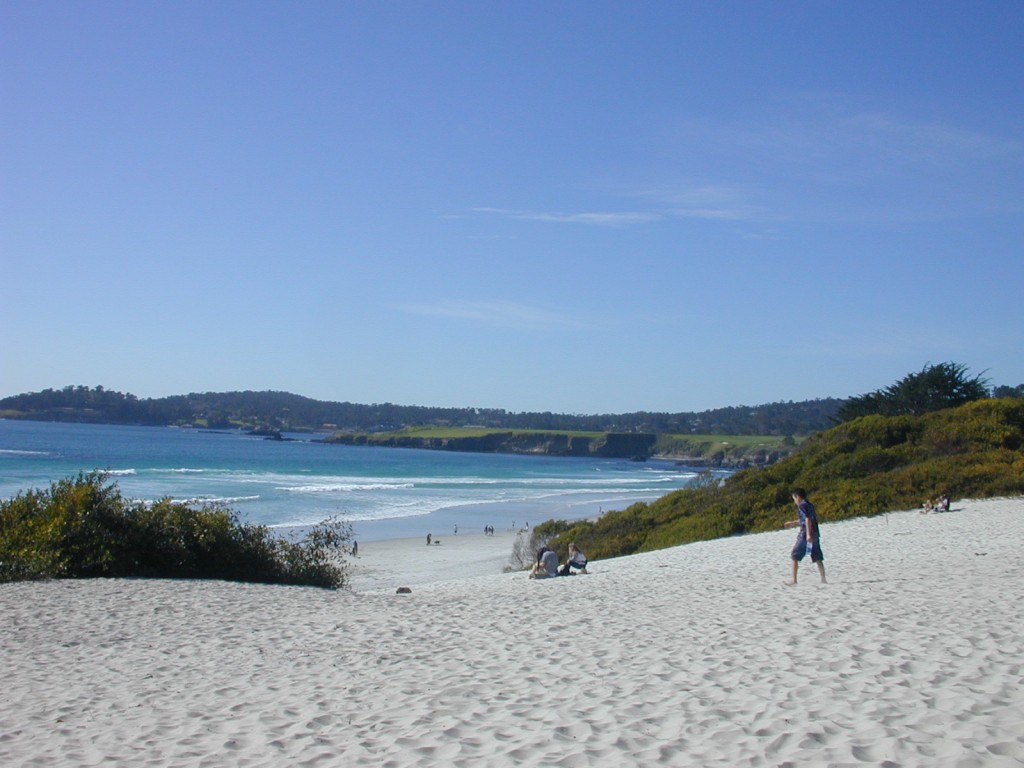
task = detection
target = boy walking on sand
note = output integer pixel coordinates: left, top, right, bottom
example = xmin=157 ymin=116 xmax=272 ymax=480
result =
xmin=783 ymin=488 xmax=826 ymax=585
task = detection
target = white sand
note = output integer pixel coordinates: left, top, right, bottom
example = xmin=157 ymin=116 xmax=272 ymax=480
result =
xmin=2 ymin=498 xmax=1023 ymax=767
xmin=347 ymin=529 xmax=524 ymax=593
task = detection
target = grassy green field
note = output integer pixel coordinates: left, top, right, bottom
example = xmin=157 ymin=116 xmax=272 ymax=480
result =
xmin=657 ymin=433 xmax=802 ymax=449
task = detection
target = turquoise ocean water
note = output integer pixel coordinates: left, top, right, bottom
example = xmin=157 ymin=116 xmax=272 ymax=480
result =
xmin=0 ymin=420 xmax=712 ymax=542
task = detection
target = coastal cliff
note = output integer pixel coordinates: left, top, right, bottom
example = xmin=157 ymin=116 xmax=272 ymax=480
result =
xmin=322 ymin=430 xmax=658 ymax=460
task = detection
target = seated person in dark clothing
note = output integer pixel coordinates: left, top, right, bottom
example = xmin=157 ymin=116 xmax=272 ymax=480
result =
xmin=558 ymin=542 xmax=587 ymax=576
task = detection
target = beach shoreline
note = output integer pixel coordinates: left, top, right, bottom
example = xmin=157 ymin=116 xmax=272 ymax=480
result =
xmin=347 ymin=528 xmax=525 ymax=592
xmin=3 ymin=497 xmax=1022 ymax=766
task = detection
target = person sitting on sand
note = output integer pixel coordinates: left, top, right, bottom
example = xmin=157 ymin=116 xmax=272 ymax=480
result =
xmin=529 ymin=547 xmax=559 ymax=579
xmin=558 ymin=542 xmax=588 ymax=576
xmin=533 ymin=546 xmax=548 ymax=568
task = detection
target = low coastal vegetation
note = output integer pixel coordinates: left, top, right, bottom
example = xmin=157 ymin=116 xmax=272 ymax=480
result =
xmin=325 ymin=426 xmax=801 ymax=466
xmin=325 ymin=427 xmax=659 ymax=461
xmin=653 ymin=433 xmax=800 ymax=467
xmin=536 ymin=397 xmax=1024 ymax=561
xmin=0 ymin=473 xmax=351 ymax=588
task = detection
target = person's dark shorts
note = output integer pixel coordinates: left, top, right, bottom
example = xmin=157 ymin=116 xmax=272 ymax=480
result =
xmin=792 ymin=536 xmax=824 ymax=562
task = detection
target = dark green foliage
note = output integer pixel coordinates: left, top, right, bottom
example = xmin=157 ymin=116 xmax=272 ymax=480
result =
xmin=4 ymin=379 xmax=1019 ymax=436
xmin=1 ymin=385 xmax=844 ymax=436
xmin=329 ymin=430 xmax=661 ymax=460
xmin=993 ymin=384 xmax=1024 ymax=399
xmin=835 ymin=362 xmax=990 ymax=422
xmin=0 ymin=473 xmax=350 ymax=588
xmin=543 ymin=398 xmax=1024 ymax=560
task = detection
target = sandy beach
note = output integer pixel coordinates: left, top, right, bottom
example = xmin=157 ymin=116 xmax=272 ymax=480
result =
xmin=347 ymin=528 xmax=525 ymax=593
xmin=2 ymin=498 xmax=1023 ymax=767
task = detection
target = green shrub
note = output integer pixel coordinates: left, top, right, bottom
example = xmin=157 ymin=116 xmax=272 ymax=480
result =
xmin=0 ymin=473 xmax=350 ymax=588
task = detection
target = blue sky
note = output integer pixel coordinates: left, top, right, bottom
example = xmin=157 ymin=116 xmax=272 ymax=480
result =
xmin=3 ymin=1 xmax=1022 ymax=414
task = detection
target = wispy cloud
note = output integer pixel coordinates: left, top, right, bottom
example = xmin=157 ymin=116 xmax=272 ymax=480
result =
xmin=630 ymin=183 xmax=765 ymax=221
xmin=396 ymin=299 xmax=591 ymax=330
xmin=471 ymin=96 xmax=1022 ymax=233
xmin=472 ymin=207 xmax=661 ymax=226
xmin=840 ymin=111 xmax=1020 ymax=167
xmin=471 ymin=199 xmax=758 ymax=227
xmin=658 ymin=95 xmax=1024 ymax=224
xmin=801 ymin=325 xmax=982 ymax=362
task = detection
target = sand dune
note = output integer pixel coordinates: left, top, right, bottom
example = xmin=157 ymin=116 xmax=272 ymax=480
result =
xmin=2 ymin=498 xmax=1022 ymax=766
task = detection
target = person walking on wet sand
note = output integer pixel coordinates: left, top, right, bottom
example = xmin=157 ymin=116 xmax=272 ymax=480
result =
xmin=783 ymin=488 xmax=826 ymax=585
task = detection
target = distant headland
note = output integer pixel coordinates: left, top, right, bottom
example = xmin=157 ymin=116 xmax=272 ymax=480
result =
xmin=0 ymin=385 xmax=843 ymax=467
xmin=0 ymin=385 xmax=844 ymax=435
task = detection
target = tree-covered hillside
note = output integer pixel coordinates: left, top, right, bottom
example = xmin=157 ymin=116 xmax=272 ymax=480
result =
xmin=3 ymin=365 xmax=1019 ymax=439
xmin=0 ymin=385 xmax=844 ymax=436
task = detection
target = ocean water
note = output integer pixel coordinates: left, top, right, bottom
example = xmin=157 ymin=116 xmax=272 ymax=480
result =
xmin=0 ymin=420 xmax=713 ymax=542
